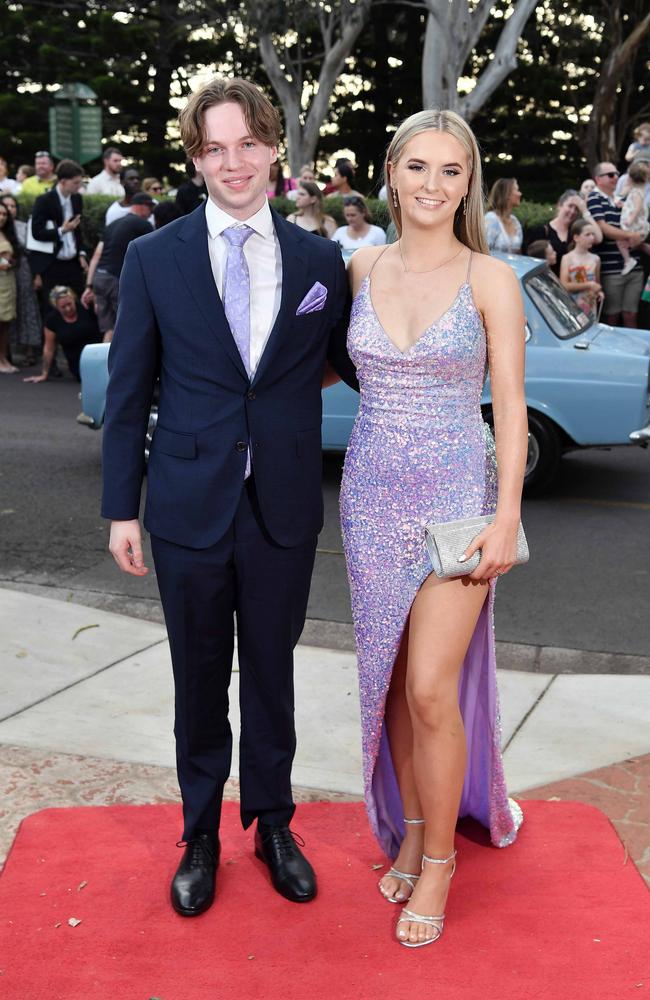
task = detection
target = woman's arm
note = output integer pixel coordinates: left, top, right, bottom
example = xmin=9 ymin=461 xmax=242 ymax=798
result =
xmin=81 ymin=241 xmax=103 ymax=309
xmin=463 ymin=258 xmax=527 ymax=581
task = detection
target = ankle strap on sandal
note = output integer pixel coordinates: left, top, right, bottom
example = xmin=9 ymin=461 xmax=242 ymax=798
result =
xmin=422 ymin=849 xmax=456 ymax=865
xmin=403 ymin=817 xmax=425 ymax=825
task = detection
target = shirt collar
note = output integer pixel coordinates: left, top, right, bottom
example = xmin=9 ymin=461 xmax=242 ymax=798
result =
xmin=56 ymin=183 xmax=71 ymax=204
xmin=205 ymin=196 xmax=273 ymax=240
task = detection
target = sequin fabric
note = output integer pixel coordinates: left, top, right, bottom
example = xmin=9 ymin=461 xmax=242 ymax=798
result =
xmin=340 ymin=267 xmax=521 ymax=860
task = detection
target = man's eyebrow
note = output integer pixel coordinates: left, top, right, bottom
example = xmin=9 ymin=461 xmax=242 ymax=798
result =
xmin=203 ymin=135 xmax=255 ymax=145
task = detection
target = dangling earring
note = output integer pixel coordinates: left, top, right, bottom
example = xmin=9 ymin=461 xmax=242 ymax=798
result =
xmin=463 ymin=194 xmax=467 ymax=216
xmin=392 ymin=187 xmax=398 ymax=207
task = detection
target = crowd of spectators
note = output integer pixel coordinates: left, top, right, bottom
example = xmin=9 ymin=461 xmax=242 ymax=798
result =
xmin=1 ymin=123 xmax=649 ymax=379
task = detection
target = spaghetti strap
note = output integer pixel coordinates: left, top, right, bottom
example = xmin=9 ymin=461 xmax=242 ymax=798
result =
xmin=367 ymin=244 xmax=390 ymax=279
xmin=466 ymin=249 xmax=473 ymax=282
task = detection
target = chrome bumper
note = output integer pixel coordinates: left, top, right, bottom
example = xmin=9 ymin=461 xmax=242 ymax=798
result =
xmin=629 ymin=422 xmax=650 ymax=444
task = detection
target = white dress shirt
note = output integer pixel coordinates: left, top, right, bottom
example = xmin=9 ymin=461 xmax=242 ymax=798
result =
xmin=86 ymin=169 xmax=125 ymax=198
xmin=205 ymin=197 xmax=282 ymax=376
xmin=56 ymin=185 xmax=77 ymax=260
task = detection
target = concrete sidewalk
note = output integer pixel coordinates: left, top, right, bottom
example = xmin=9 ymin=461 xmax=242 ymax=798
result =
xmin=1 ymin=588 xmax=649 ymax=885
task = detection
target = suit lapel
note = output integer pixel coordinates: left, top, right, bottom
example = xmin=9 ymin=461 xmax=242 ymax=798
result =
xmin=251 ymin=210 xmax=307 ymax=387
xmin=173 ymin=206 xmax=248 ymax=380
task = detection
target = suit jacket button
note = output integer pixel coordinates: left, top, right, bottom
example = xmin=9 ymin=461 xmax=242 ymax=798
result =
xmin=235 ymin=440 xmax=247 ymax=452
xmin=247 ymin=390 xmax=256 ymax=400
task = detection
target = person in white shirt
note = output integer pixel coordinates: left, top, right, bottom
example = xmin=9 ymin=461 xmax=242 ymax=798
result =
xmin=332 ymin=194 xmax=387 ymax=261
xmin=104 ymin=167 xmax=149 ymax=227
xmin=103 ymin=76 xmax=358 ymax=919
xmin=29 ymin=158 xmax=87 ymax=298
xmin=0 ymin=157 xmax=20 ymax=196
xmin=86 ymin=147 xmax=124 ymax=197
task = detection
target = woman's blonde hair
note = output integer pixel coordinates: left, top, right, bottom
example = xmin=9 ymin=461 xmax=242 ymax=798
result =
xmin=487 ymin=177 xmax=517 ymax=218
xmin=384 ymin=109 xmax=487 ymax=253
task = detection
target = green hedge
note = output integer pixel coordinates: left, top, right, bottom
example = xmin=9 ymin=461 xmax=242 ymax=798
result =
xmin=15 ymin=192 xmax=554 ymax=250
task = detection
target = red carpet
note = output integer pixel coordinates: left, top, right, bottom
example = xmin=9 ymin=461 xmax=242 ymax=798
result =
xmin=0 ymin=801 xmax=647 ymax=1000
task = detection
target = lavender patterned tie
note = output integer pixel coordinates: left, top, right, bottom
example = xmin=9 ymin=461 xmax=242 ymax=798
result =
xmin=222 ymin=225 xmax=255 ymax=375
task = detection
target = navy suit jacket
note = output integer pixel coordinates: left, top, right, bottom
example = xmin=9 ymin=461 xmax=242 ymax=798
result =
xmin=101 ymin=205 xmax=358 ymax=549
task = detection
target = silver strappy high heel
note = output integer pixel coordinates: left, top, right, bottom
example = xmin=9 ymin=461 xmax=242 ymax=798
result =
xmin=378 ymin=818 xmax=424 ymax=903
xmin=397 ymin=849 xmax=457 ymax=948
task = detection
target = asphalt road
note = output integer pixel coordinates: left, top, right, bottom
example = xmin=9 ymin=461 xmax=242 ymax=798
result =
xmin=1 ymin=371 xmax=649 ymax=660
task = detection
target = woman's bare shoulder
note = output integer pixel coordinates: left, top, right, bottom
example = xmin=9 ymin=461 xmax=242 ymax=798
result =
xmin=348 ymin=245 xmax=389 ymax=296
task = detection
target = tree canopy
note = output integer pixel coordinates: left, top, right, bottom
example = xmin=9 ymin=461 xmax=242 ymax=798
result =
xmin=1 ymin=0 xmax=648 ymax=197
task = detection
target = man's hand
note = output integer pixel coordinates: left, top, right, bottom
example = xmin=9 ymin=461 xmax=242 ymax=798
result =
xmin=80 ymin=287 xmax=94 ymax=309
xmin=109 ymin=519 xmax=149 ymax=576
xmin=61 ymin=214 xmax=81 ymax=234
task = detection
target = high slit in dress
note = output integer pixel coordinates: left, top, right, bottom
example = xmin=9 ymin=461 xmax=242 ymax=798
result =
xmin=340 ymin=250 xmax=522 ymax=860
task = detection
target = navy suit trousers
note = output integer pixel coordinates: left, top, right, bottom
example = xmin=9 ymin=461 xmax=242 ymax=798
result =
xmin=150 ymin=476 xmax=317 ymax=840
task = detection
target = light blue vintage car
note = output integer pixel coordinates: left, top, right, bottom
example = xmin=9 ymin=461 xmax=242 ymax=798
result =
xmin=80 ymin=254 xmax=650 ymax=492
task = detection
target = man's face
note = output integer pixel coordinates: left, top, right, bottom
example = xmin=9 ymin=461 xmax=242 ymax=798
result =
xmin=193 ymin=101 xmax=277 ymax=221
xmin=105 ymin=152 xmax=122 ymax=176
xmin=132 ymin=203 xmax=153 ymax=220
xmin=58 ymin=175 xmax=83 ymax=197
xmin=35 ymin=155 xmax=54 ymax=179
xmin=594 ymin=163 xmax=619 ymax=196
xmin=123 ymin=170 xmax=141 ymax=196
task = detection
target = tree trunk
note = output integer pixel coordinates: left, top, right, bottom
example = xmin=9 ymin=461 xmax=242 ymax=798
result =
xmin=579 ymin=4 xmax=650 ymax=171
xmin=422 ymin=0 xmax=537 ymax=120
xmin=252 ymin=1 xmax=372 ymax=174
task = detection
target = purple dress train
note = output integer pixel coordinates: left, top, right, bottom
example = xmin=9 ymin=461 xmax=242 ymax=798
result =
xmin=340 ymin=252 xmax=522 ymax=860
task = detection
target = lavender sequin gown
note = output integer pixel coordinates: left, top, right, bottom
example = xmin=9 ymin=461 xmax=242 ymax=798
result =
xmin=340 ymin=257 xmax=521 ymax=860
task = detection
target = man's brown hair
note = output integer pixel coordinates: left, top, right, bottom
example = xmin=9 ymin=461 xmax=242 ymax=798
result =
xmin=179 ymin=78 xmax=281 ymax=158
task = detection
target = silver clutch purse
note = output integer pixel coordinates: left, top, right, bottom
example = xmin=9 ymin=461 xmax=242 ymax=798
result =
xmin=424 ymin=514 xmax=529 ymax=579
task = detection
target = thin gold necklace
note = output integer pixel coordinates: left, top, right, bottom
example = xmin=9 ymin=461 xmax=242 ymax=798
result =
xmin=398 ymin=241 xmax=464 ymax=275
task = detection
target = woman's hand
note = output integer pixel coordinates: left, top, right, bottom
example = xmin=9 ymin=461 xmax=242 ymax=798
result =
xmin=81 ymin=287 xmax=94 ymax=309
xmin=459 ymin=518 xmax=519 ymax=584
xmin=23 ymin=373 xmax=48 ymax=383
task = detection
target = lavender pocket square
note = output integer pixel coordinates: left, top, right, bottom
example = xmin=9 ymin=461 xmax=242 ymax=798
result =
xmin=296 ymin=282 xmax=328 ymax=316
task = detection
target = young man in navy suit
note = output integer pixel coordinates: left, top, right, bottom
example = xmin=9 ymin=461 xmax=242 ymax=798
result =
xmin=102 ymin=78 xmax=357 ymax=916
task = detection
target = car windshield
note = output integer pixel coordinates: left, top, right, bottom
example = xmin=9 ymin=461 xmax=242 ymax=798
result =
xmin=524 ymin=267 xmax=593 ymax=340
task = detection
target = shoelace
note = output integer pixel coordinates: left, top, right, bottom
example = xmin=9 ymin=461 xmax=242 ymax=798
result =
xmin=176 ymin=837 xmax=216 ymax=869
xmin=264 ymin=827 xmax=306 ymax=858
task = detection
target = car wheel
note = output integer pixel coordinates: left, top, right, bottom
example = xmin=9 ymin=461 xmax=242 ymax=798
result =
xmin=524 ymin=410 xmax=561 ymax=494
xmin=482 ymin=407 xmax=562 ymax=495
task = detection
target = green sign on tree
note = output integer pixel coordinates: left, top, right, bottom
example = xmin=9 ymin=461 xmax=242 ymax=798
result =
xmin=48 ymin=83 xmax=102 ymax=165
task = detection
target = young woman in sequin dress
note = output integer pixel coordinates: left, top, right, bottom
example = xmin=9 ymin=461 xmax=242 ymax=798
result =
xmin=338 ymin=111 xmax=527 ymax=947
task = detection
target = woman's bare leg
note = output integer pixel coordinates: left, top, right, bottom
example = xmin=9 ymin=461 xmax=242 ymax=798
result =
xmin=396 ymin=573 xmax=489 ymax=944
xmin=378 ymin=623 xmax=425 ymax=901
xmin=0 ymin=322 xmax=18 ymax=372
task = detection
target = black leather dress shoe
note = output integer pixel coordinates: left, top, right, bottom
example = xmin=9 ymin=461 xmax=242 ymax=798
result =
xmin=170 ymin=833 xmax=220 ymax=917
xmin=254 ymin=823 xmax=317 ymax=903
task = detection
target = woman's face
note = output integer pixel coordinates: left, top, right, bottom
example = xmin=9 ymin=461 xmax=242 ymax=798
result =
xmin=390 ymin=130 xmax=469 ymax=232
xmin=580 ymin=179 xmax=595 ymax=198
xmin=332 ymin=168 xmax=346 ymax=188
xmin=2 ymin=197 xmax=17 ymax=218
xmin=343 ymin=205 xmax=364 ymax=228
xmin=295 ymin=186 xmax=316 ymax=210
xmin=300 ymin=168 xmax=315 ymax=183
xmin=558 ymin=198 xmax=579 ymax=223
xmin=0 ymin=203 xmax=8 ymax=228
xmin=55 ymin=294 xmax=76 ymax=317
xmin=509 ymin=180 xmax=522 ymax=207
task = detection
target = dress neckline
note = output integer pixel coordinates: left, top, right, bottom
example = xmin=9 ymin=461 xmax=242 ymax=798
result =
xmin=363 ymin=275 xmax=473 ymax=357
